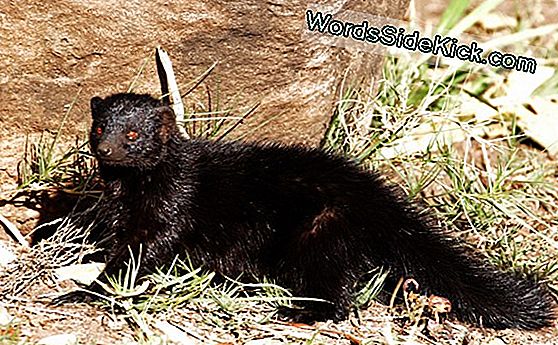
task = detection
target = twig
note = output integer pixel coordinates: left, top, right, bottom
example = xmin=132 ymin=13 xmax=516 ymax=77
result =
xmin=216 ymin=102 xmax=260 ymax=142
xmin=276 ymin=321 xmax=362 ymax=344
xmin=0 ymin=214 xmax=29 ymax=247
xmin=156 ymin=47 xmax=189 ymax=139
xmin=181 ymin=61 xmax=218 ymax=99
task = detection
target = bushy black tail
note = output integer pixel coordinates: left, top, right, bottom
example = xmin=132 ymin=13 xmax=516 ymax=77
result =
xmin=377 ymin=202 xmax=556 ymax=329
xmin=281 ymin=160 xmax=555 ymax=329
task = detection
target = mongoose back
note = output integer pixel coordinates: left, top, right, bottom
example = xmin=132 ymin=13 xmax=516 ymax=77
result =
xmin=57 ymin=93 xmax=555 ymax=329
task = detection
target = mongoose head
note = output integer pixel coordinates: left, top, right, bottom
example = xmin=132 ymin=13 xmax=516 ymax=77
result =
xmin=90 ymin=93 xmax=178 ymax=170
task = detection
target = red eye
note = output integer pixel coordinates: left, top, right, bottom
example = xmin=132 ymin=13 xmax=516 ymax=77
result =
xmin=126 ymin=131 xmax=139 ymax=141
xmin=95 ymin=127 xmax=103 ymax=136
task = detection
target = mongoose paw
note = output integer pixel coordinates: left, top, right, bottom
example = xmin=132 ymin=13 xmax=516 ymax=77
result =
xmin=278 ymin=304 xmax=348 ymax=324
xmin=51 ymin=290 xmax=95 ymax=306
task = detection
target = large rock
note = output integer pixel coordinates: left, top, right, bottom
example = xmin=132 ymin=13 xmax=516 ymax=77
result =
xmin=0 ymin=0 xmax=409 ymax=144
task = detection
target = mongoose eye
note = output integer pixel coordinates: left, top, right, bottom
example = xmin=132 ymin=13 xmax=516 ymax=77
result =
xmin=95 ymin=127 xmax=103 ymax=136
xmin=126 ymin=131 xmax=139 ymax=141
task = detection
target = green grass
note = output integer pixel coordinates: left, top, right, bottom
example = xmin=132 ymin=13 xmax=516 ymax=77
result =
xmin=8 ymin=0 xmax=558 ymax=343
xmin=17 ymin=90 xmax=98 ymax=193
xmin=321 ymin=0 xmax=558 ymax=299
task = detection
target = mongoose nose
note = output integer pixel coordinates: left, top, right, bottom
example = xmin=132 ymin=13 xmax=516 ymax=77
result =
xmin=97 ymin=146 xmax=112 ymax=158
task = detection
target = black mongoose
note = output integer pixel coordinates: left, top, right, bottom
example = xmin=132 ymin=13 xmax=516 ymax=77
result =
xmin=55 ymin=92 xmax=555 ymax=330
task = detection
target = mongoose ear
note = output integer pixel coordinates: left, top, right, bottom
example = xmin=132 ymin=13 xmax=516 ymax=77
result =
xmin=90 ymin=96 xmax=104 ymax=118
xmin=158 ymin=106 xmax=178 ymax=143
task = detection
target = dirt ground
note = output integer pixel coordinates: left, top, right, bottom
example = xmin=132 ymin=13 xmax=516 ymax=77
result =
xmin=1 ymin=0 xmax=558 ymax=344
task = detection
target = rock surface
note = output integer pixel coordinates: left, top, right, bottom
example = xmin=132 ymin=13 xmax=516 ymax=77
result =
xmin=0 ymin=0 xmax=409 ymax=144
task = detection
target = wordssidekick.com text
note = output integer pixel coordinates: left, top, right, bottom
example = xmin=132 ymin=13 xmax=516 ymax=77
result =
xmin=306 ymin=9 xmax=537 ymax=74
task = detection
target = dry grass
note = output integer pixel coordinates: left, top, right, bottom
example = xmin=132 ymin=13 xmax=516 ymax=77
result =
xmin=2 ymin=0 xmax=558 ymax=343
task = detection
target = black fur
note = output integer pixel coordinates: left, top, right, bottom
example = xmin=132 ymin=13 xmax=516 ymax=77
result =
xmin=56 ymin=93 xmax=555 ymax=329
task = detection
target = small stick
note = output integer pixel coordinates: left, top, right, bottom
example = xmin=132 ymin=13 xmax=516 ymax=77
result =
xmin=0 ymin=214 xmax=29 ymax=247
xmin=155 ymin=47 xmax=189 ymax=138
